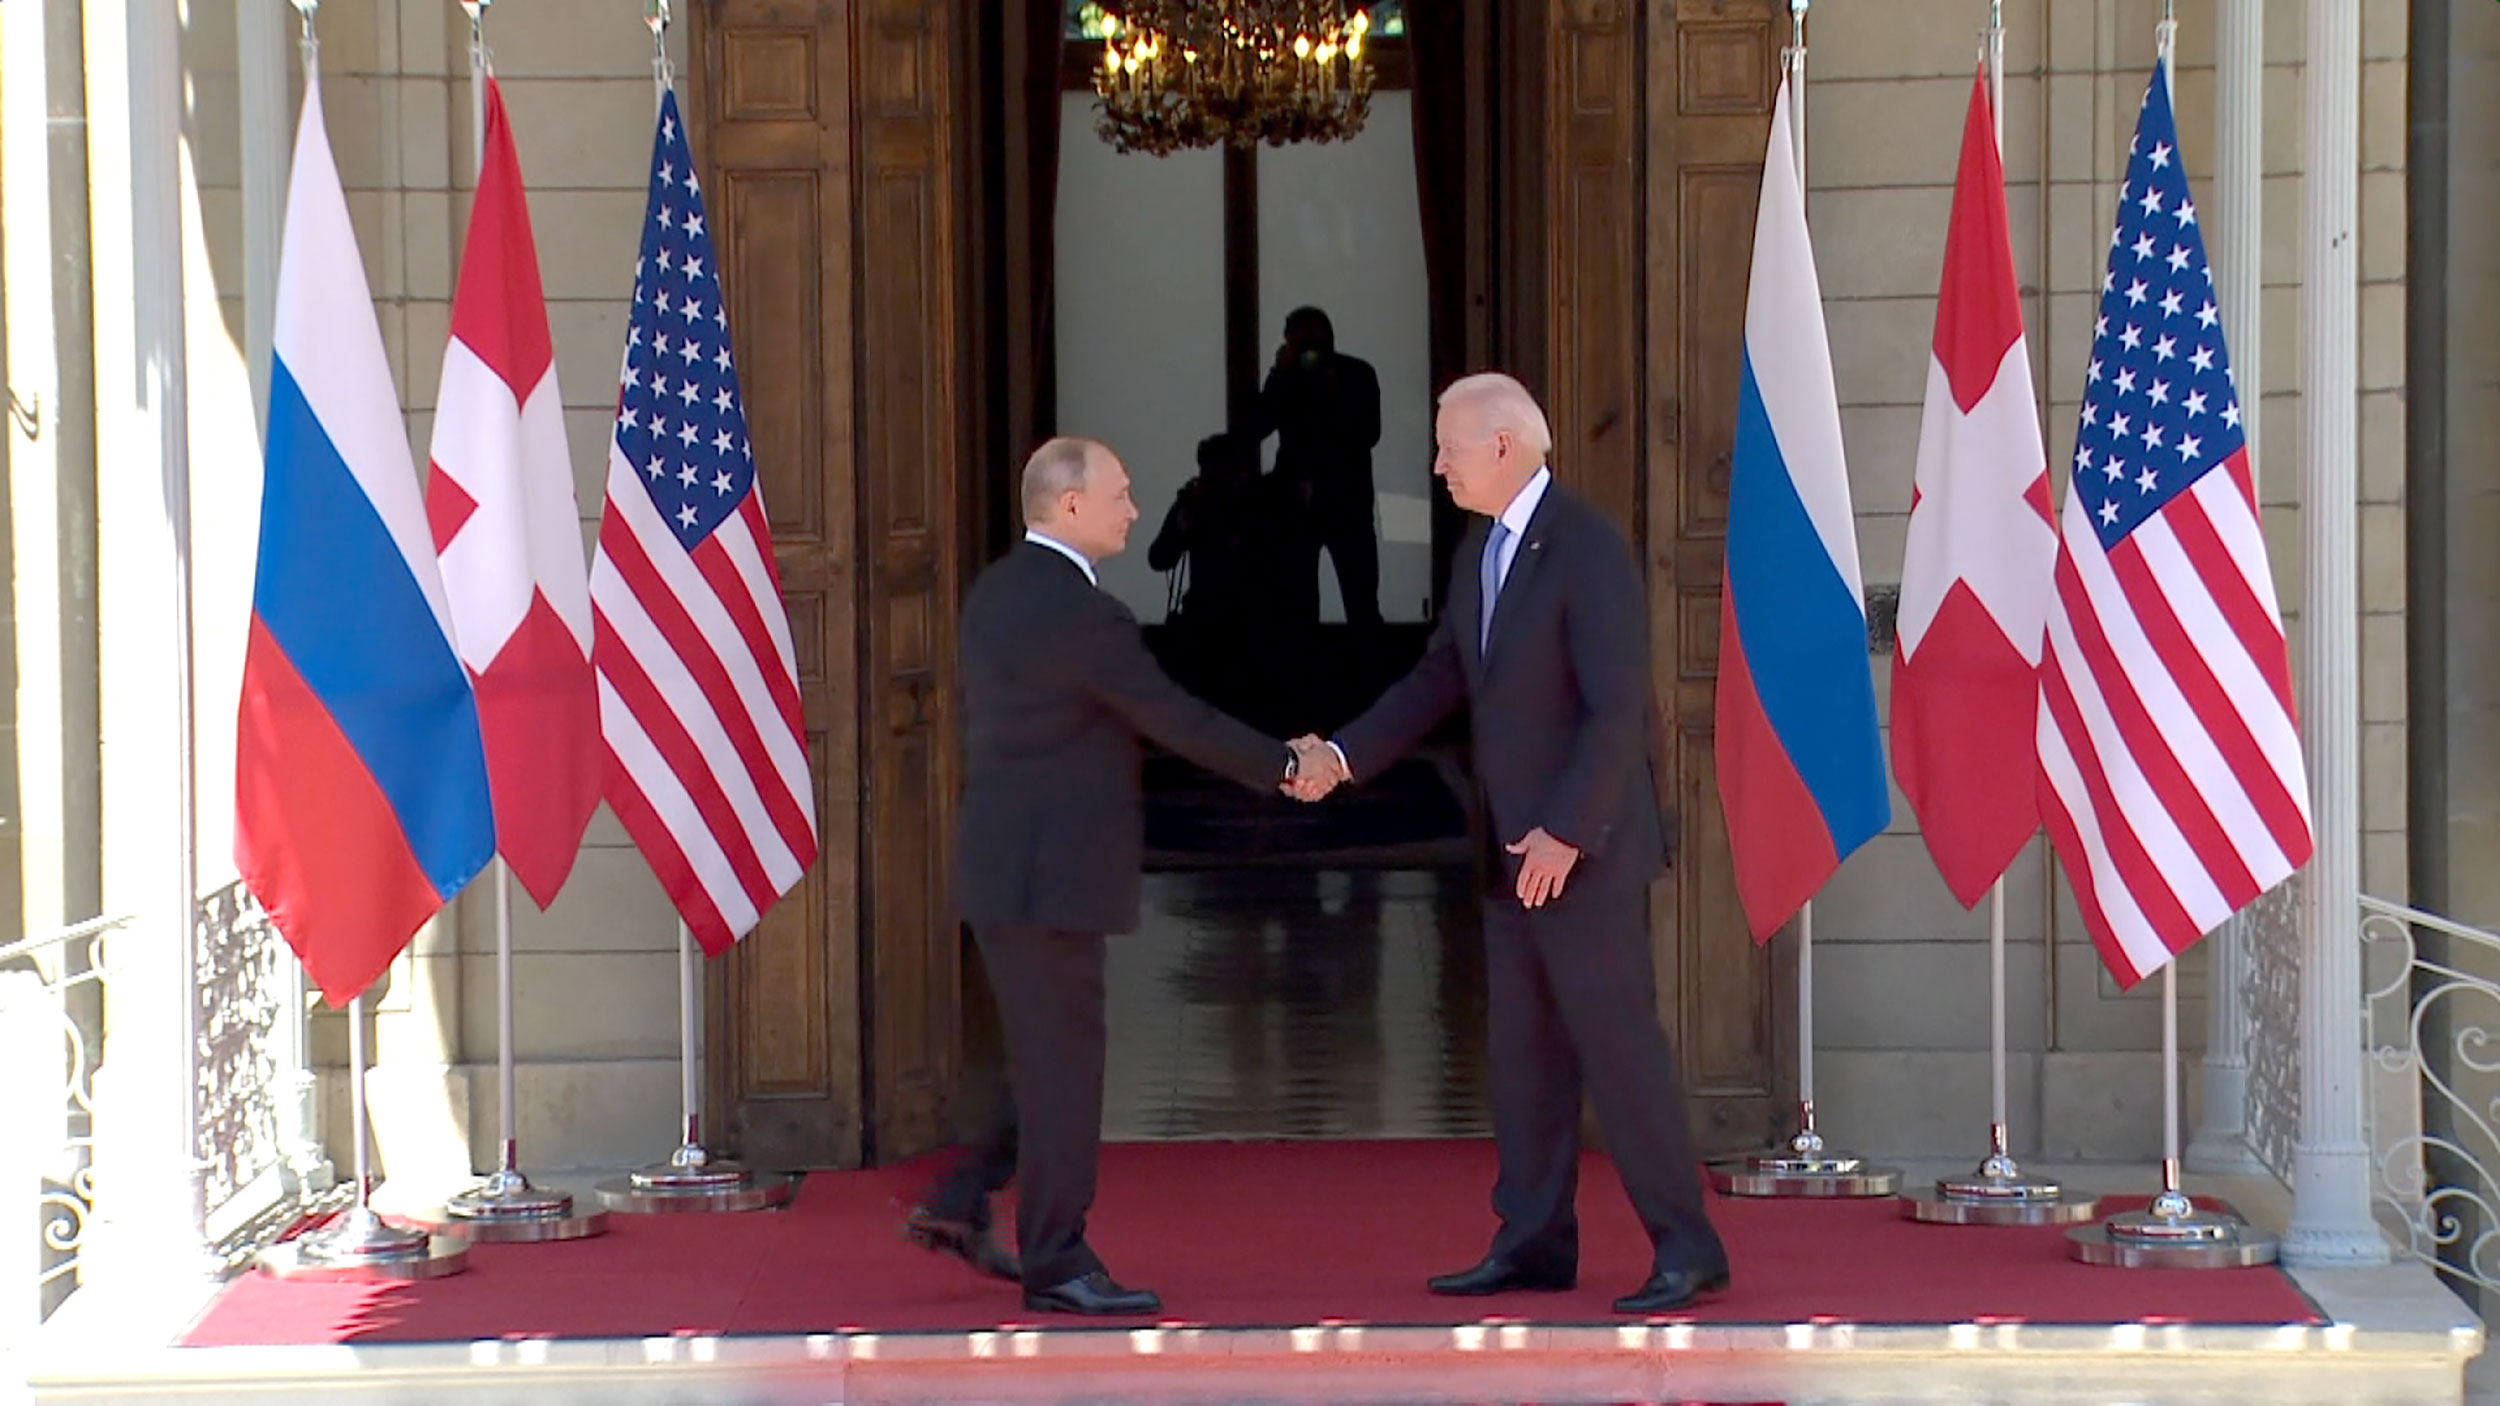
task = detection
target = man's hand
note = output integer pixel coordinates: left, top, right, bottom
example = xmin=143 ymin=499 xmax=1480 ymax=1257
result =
xmin=1282 ymin=734 xmax=1348 ymax=801
xmin=1506 ymin=828 xmax=1580 ymax=908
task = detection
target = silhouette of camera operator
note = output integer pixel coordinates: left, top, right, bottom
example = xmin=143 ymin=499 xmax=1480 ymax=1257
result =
xmin=1243 ymin=306 xmax=1383 ymax=629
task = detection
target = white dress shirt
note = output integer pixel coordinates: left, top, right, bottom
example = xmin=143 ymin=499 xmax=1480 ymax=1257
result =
xmin=1327 ymin=466 xmax=1552 ymax=784
xmin=1024 ymin=528 xmax=1098 ymax=587
xmin=1484 ymin=465 xmax=1552 ymax=600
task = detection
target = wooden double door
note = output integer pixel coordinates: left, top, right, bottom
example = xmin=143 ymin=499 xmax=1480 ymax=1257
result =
xmin=687 ymin=0 xmax=1797 ymax=1170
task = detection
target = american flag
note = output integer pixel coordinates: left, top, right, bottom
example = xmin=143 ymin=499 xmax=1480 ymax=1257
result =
xmin=590 ymin=91 xmax=817 ymax=954
xmin=2038 ymin=68 xmax=2312 ymax=988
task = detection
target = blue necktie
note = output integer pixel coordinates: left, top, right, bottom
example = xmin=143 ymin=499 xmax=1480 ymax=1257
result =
xmin=1479 ymin=520 xmax=1511 ymax=652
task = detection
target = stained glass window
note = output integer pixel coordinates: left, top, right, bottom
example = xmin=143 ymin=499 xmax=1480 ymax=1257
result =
xmin=1067 ymin=2 xmax=1404 ymax=41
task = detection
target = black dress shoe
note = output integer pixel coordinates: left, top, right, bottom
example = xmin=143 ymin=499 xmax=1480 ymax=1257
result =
xmin=903 ymin=1208 xmax=1020 ymax=1283
xmin=1612 ymin=1261 xmax=1731 ymax=1314
xmin=1024 ymin=1270 xmax=1162 ymax=1316
xmin=1426 ymin=1255 xmax=1576 ymax=1296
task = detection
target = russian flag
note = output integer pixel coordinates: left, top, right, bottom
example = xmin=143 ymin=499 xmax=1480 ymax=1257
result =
xmin=236 ymin=72 xmax=495 ymax=1007
xmin=1714 ymin=76 xmax=1891 ymax=941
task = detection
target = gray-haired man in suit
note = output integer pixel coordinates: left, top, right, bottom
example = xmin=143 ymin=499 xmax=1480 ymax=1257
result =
xmin=1292 ymin=374 xmax=1729 ymax=1315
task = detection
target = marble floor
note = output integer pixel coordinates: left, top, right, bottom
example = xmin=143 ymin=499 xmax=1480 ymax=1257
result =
xmin=1100 ymin=866 xmax=1493 ymax=1142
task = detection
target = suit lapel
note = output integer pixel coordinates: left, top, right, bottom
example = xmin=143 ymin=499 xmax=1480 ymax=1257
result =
xmin=1457 ymin=519 xmax=1492 ymax=683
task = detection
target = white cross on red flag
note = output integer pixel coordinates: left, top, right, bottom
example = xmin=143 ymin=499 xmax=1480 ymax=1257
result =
xmin=1891 ymin=70 xmax=2056 ymax=910
xmin=424 ymin=74 xmax=599 ymax=909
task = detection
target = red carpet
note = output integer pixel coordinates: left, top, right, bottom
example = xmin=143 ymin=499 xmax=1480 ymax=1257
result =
xmin=183 ymin=1140 xmax=2321 ymax=1345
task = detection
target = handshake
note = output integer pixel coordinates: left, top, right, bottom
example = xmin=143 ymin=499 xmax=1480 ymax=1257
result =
xmin=1280 ymin=735 xmax=1349 ymax=803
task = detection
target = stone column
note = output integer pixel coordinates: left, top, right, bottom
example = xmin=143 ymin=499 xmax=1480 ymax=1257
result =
xmin=2187 ymin=0 xmax=2269 ymax=1178
xmin=2284 ymin=0 xmax=2392 ymax=1267
xmin=77 ymin=0 xmax=218 ymax=1311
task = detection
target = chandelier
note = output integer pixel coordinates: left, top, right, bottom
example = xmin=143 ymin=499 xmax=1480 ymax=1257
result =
xmin=1092 ymin=2 xmax=1374 ymax=156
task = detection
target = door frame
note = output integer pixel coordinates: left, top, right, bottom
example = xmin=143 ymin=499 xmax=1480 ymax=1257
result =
xmin=688 ymin=0 xmax=1797 ymax=1168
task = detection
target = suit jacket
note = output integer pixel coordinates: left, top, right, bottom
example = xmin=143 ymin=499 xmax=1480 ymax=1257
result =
xmin=955 ymin=541 xmax=1286 ymax=935
xmin=1337 ymin=483 xmax=1670 ymax=893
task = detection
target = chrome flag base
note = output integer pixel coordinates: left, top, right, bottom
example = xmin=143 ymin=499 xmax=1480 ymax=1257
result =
xmin=2068 ymin=1189 xmax=2280 ymax=1268
xmin=412 ymin=1169 xmax=609 ymax=1243
xmin=1708 ymin=1116 xmax=1900 ymax=1198
xmin=597 ymin=1141 xmax=792 ymax=1214
xmin=1903 ymin=1149 xmax=2103 ymax=1225
xmin=255 ymin=1208 xmax=470 ymax=1282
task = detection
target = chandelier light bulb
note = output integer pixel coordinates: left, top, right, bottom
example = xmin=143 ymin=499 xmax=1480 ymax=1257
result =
xmin=1091 ymin=0 xmax=1373 ymax=155
xmin=1350 ymin=9 xmax=1369 ymax=34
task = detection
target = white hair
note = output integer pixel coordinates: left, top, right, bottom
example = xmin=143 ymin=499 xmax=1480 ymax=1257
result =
xmin=1438 ymin=373 xmax=1554 ymax=458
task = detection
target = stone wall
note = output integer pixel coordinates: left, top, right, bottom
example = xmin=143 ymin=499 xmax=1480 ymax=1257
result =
xmin=111 ymin=0 xmax=2416 ymax=1178
xmin=1801 ymin=0 xmax=2408 ymax=1160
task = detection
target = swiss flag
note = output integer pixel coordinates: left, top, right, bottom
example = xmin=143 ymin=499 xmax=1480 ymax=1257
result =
xmin=424 ymin=76 xmax=599 ymax=908
xmin=1891 ymin=70 xmax=2057 ymax=908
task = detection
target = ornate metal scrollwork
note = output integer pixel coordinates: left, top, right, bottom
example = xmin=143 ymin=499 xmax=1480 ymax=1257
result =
xmin=195 ymin=883 xmax=288 ymax=1221
xmin=2242 ymin=875 xmax=2303 ymax=1184
xmin=0 ymin=916 xmax=121 ymax=1323
xmin=2362 ymin=896 xmax=2500 ymax=1303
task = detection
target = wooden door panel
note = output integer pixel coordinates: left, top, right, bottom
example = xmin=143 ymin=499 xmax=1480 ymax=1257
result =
xmin=1644 ymin=0 xmax=1791 ymax=1153
xmin=854 ymin=0 xmax=962 ymax=1164
xmin=1542 ymin=2 xmax=1640 ymax=530
xmin=695 ymin=0 xmax=864 ymax=1169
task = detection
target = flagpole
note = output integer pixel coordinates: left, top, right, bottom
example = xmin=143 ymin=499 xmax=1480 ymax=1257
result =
xmin=258 ymin=992 xmax=469 ymax=1279
xmin=1988 ymin=0 xmax=2004 ymax=147
xmin=597 ymin=2 xmax=789 ymax=1216
xmin=1787 ymin=0 xmax=1807 ymax=175
xmin=1798 ymin=897 xmax=1813 ymax=1130
xmin=680 ymin=921 xmax=701 ymax=1144
xmin=1991 ymin=879 xmax=2006 ymax=1141
xmin=599 ymin=920 xmax=789 ymax=1212
xmin=2065 ymin=0 xmax=2277 ymax=1267
xmin=463 ymin=2 xmax=489 ymax=178
xmin=403 ymin=0 xmax=602 ymax=1245
xmin=1708 ymin=0 xmax=1895 ymax=1203
xmin=1902 ymin=2 xmax=2096 ymax=1227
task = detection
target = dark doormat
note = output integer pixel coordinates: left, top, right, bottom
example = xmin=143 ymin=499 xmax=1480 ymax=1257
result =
xmin=1143 ymin=750 xmax=1474 ymax=869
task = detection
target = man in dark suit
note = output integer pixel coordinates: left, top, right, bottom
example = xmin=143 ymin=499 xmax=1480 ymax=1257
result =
xmin=1291 ymin=373 xmax=1730 ymax=1314
xmin=1244 ymin=306 xmax=1384 ymax=628
xmin=908 ymin=436 xmax=1301 ymax=1316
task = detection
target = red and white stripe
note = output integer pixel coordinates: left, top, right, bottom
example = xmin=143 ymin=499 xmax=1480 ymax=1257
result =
xmin=2037 ymin=453 xmax=2312 ymax=986
xmin=1892 ymin=70 xmax=2057 ymax=909
xmin=590 ymin=471 xmax=811 ymax=954
xmin=424 ymin=75 xmax=598 ymax=909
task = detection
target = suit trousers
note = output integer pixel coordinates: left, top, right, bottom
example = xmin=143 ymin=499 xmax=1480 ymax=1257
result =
xmin=1480 ymin=879 xmax=1724 ymax=1277
xmin=959 ymin=922 xmax=1108 ymax=1289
